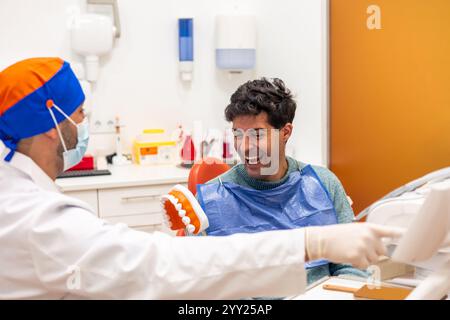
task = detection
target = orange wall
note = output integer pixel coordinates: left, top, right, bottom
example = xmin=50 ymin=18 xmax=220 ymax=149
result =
xmin=330 ymin=0 xmax=450 ymax=215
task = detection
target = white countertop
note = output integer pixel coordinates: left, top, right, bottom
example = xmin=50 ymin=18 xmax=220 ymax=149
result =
xmin=56 ymin=164 xmax=190 ymax=192
xmin=289 ymin=276 xmax=366 ymax=300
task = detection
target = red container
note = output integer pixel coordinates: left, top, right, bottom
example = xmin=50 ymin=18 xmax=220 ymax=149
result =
xmin=67 ymin=155 xmax=94 ymax=171
xmin=180 ymin=135 xmax=195 ymax=168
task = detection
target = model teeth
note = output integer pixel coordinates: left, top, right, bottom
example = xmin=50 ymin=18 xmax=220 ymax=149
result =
xmin=182 ymin=216 xmax=191 ymax=225
xmin=161 ymin=189 xmax=207 ymax=235
xmin=168 ymin=201 xmax=177 ymax=208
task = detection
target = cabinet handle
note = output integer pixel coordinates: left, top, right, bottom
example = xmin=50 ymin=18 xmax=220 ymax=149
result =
xmin=121 ymin=194 xmax=162 ymax=202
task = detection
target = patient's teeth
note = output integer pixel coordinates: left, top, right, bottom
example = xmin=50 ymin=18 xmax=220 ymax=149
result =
xmin=175 ymin=203 xmax=182 ymax=211
xmin=186 ymin=224 xmax=195 ymax=233
xmin=178 ymin=210 xmax=186 ymax=217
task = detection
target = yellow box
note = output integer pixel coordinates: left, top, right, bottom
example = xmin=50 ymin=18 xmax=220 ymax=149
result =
xmin=132 ymin=129 xmax=177 ymax=165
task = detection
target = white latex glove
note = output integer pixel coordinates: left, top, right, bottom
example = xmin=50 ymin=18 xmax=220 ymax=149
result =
xmin=305 ymin=223 xmax=405 ymax=269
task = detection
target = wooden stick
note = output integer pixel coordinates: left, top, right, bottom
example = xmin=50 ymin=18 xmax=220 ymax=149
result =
xmin=322 ymin=284 xmax=360 ymax=294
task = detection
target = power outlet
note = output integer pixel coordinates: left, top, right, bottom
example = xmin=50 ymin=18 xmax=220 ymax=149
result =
xmin=90 ymin=117 xmax=116 ymax=134
xmin=105 ymin=118 xmax=116 ymax=133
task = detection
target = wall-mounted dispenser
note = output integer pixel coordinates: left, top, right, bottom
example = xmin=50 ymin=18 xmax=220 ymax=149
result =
xmin=215 ymin=15 xmax=256 ymax=73
xmin=178 ymin=18 xmax=194 ymax=81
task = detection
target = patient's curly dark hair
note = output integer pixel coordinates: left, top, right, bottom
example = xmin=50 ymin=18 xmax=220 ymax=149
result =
xmin=225 ymin=78 xmax=297 ymax=129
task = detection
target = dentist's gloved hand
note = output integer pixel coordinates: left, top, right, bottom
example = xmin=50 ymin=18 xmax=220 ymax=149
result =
xmin=305 ymin=223 xmax=405 ymax=269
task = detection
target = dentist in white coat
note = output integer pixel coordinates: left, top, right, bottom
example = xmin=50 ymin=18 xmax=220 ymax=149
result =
xmin=0 ymin=58 xmax=402 ymax=299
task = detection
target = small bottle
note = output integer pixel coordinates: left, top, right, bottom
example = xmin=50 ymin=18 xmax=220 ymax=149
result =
xmin=180 ymin=134 xmax=195 ymax=168
xmin=112 ymin=116 xmax=130 ymax=166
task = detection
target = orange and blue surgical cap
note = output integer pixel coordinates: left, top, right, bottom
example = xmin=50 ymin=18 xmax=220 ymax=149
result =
xmin=0 ymin=57 xmax=85 ymax=161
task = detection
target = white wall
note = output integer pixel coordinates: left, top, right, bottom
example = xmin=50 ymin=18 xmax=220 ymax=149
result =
xmin=0 ymin=0 xmax=328 ymax=166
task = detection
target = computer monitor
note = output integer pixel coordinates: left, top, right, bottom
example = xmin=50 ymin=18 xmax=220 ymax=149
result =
xmin=391 ymin=184 xmax=450 ymax=299
xmin=392 ymin=184 xmax=449 ymax=263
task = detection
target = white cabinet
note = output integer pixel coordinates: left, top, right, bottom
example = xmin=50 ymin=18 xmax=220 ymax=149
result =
xmin=98 ymin=184 xmax=171 ymax=227
xmin=56 ymin=165 xmax=190 ymax=232
xmin=65 ymin=190 xmax=98 ymax=215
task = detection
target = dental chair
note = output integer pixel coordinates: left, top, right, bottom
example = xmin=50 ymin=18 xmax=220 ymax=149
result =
xmin=187 ymin=157 xmax=230 ymax=195
xmin=175 ymin=157 xmax=230 ymax=236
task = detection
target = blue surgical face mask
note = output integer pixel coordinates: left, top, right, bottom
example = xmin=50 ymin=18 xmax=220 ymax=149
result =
xmin=62 ymin=118 xmax=89 ymax=171
xmin=48 ymin=104 xmax=90 ymax=171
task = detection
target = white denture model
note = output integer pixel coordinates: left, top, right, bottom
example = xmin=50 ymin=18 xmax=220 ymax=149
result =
xmin=160 ymin=184 xmax=209 ymax=235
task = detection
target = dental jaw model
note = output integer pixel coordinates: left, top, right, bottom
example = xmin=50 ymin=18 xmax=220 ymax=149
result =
xmin=161 ymin=184 xmax=209 ymax=235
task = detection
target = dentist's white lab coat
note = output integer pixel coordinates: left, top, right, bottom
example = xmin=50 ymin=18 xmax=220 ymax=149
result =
xmin=0 ymin=151 xmax=307 ymax=299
